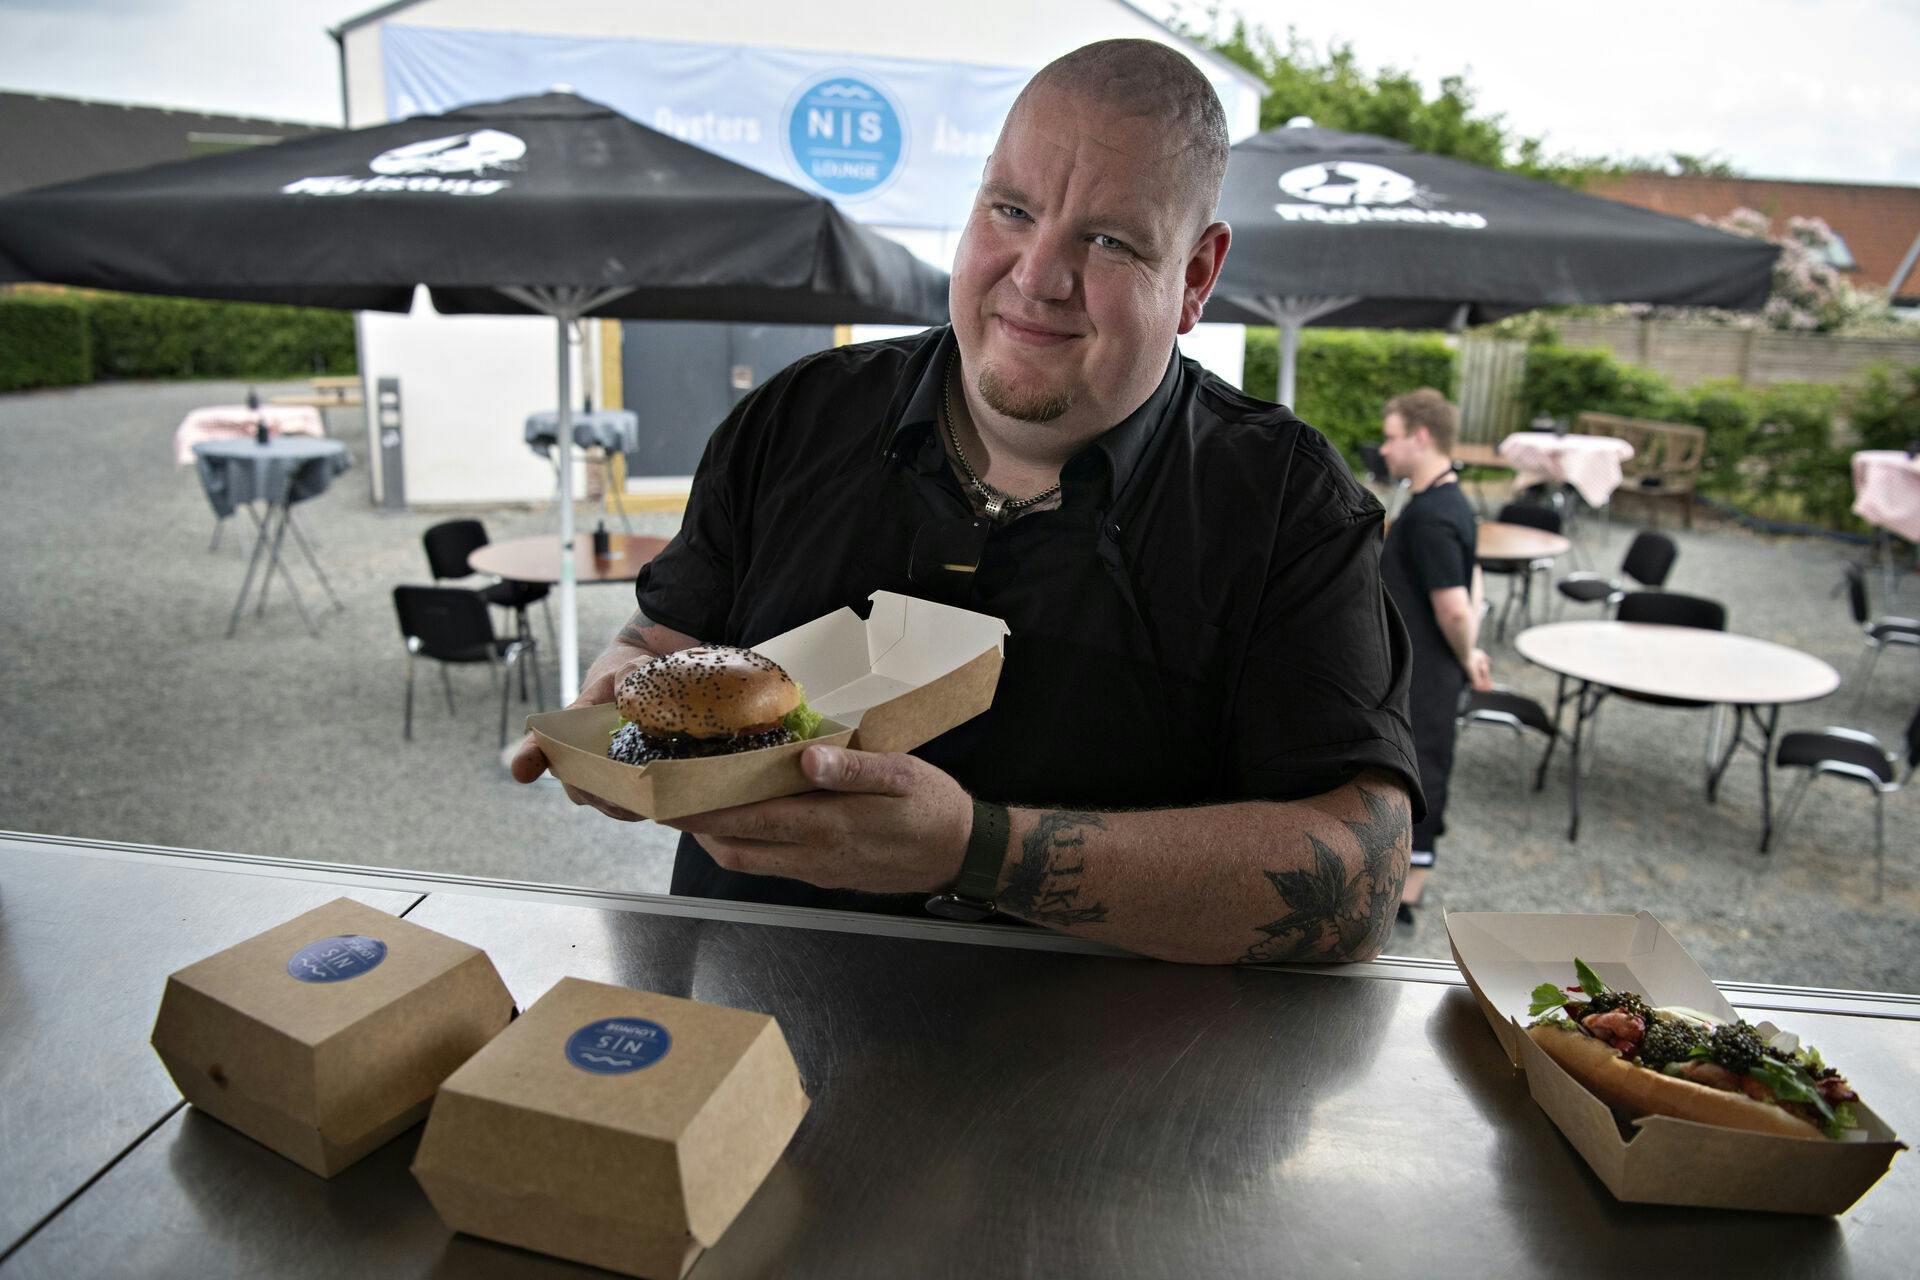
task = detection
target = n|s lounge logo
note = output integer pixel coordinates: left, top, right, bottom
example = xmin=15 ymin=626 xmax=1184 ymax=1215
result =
xmin=783 ymin=73 xmax=907 ymax=200
xmin=1273 ymin=160 xmax=1486 ymax=229
xmin=282 ymin=128 xmax=527 ymax=198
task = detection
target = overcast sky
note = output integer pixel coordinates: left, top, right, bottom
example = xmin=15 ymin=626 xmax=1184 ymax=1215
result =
xmin=1 ymin=0 xmax=1915 ymax=185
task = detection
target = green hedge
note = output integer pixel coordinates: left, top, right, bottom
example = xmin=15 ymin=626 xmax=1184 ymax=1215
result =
xmin=0 ymin=291 xmax=356 ymax=389
xmin=0 ymin=294 xmax=92 ymax=391
xmin=1518 ymin=340 xmax=1910 ymax=530
xmin=87 ymin=294 xmax=356 ymax=380
xmin=1244 ymin=327 xmax=1456 ymax=466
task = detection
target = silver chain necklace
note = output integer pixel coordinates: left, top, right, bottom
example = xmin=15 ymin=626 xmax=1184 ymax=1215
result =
xmin=942 ymin=353 xmax=1059 ymax=522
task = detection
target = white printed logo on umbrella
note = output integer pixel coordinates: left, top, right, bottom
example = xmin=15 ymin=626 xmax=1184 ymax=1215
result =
xmin=1273 ymin=159 xmax=1486 ymax=229
xmin=283 ymin=128 xmax=528 ymax=197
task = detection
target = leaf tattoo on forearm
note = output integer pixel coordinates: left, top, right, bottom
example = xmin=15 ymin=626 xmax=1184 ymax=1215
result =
xmin=998 ymin=810 xmax=1110 ymax=926
xmin=1241 ymin=786 xmax=1408 ymax=963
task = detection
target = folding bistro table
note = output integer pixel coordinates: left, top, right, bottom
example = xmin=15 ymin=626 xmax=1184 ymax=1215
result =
xmin=192 ymin=437 xmax=350 ymax=637
xmin=1517 ymin=620 xmax=1840 ymax=848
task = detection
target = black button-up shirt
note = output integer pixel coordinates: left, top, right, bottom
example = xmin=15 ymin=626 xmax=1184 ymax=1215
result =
xmin=635 ymin=325 xmax=1421 ymax=914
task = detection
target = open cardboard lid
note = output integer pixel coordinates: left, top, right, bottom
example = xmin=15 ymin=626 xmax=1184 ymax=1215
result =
xmin=1445 ymin=910 xmax=1905 ymax=1214
xmin=529 ymin=592 xmax=1006 ymax=820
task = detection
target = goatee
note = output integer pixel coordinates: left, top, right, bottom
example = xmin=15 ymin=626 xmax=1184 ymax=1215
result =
xmin=978 ymin=363 xmax=1074 ymax=424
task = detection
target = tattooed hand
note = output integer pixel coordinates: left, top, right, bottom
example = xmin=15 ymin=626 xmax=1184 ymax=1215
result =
xmin=997 ymin=811 xmax=1111 ymax=926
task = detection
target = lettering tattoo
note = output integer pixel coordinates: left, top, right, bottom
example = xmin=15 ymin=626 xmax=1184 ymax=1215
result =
xmin=997 ymin=810 xmax=1110 ymax=926
xmin=1241 ymin=786 xmax=1410 ymax=963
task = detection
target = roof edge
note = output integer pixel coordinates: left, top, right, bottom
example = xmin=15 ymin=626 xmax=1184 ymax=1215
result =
xmin=330 ymin=0 xmax=430 ymax=40
xmin=0 ymin=88 xmax=332 ymax=131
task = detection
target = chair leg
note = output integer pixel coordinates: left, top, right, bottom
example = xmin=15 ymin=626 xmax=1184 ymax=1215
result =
xmin=542 ymin=597 xmax=556 ymax=648
xmin=209 ymin=517 xmax=225 ymax=553
xmin=1873 ymin=790 xmax=1885 ymax=902
xmin=404 ymin=654 xmax=416 ymax=741
xmin=1772 ymin=770 xmax=1814 ymax=853
xmin=497 ymin=653 xmax=515 ymax=749
xmin=440 ymin=664 xmax=457 ymax=715
xmin=1851 ymin=642 xmax=1882 ymax=715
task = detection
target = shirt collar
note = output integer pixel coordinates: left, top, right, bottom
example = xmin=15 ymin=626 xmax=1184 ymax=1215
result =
xmin=889 ymin=326 xmax=1182 ymax=505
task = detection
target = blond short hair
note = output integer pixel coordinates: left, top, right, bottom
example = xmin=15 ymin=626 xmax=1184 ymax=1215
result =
xmin=1384 ymin=389 xmax=1459 ymax=453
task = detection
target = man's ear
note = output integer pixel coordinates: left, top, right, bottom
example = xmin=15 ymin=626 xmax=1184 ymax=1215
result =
xmin=1177 ymin=221 xmax=1232 ymax=334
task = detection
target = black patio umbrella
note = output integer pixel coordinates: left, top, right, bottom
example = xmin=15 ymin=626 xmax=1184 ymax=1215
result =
xmin=0 ymin=92 xmax=950 ymax=698
xmin=1205 ymin=123 xmax=1779 ymax=405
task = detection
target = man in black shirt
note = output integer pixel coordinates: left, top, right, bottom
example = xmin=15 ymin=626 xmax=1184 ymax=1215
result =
xmin=1378 ymin=390 xmax=1492 ymax=913
xmin=513 ymin=40 xmax=1421 ymax=965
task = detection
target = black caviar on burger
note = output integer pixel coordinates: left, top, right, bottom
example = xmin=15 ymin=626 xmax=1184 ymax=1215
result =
xmin=607 ymin=646 xmax=822 ymax=765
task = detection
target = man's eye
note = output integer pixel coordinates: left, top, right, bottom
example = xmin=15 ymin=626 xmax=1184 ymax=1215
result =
xmin=994 ymin=204 xmax=1031 ymax=221
xmin=1092 ymin=234 xmax=1131 ymax=253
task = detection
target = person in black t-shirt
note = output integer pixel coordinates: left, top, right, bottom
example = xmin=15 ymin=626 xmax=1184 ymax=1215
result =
xmin=1378 ymin=390 xmax=1492 ymax=914
xmin=511 ymin=41 xmax=1423 ymax=965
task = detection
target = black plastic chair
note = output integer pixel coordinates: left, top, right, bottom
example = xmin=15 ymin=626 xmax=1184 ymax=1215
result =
xmin=1844 ymin=563 xmax=1920 ymax=713
xmin=393 ymin=585 xmax=543 ymax=748
xmin=1556 ymin=530 xmax=1677 ymax=618
xmin=1359 ymin=444 xmax=1408 ymax=518
xmin=1603 ymin=590 xmax=1730 ymax=783
xmin=1458 ymin=687 xmax=1557 ymax=781
xmin=423 ymin=519 xmax=553 ymax=646
xmin=1485 ymin=502 xmax=1562 ymax=638
xmin=1773 ymin=702 xmax=1920 ymax=900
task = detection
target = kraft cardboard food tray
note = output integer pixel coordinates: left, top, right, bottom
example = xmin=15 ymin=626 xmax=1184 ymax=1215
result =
xmin=1446 ymin=910 xmax=1905 ymax=1215
xmin=528 ymin=591 xmax=1007 ymax=820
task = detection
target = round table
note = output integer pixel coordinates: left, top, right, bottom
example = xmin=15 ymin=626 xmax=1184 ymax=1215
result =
xmin=1477 ymin=521 xmax=1572 ymax=639
xmin=193 ymin=437 xmax=351 ymax=637
xmin=468 ymin=533 xmax=667 ymax=585
xmin=1476 ymin=521 xmax=1571 ymax=564
xmin=1498 ymin=431 xmax=1636 ymax=510
xmin=1515 ymin=620 xmax=1840 ymax=849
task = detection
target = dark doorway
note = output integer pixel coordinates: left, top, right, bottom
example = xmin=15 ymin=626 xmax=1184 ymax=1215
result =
xmin=619 ymin=320 xmax=836 ymax=480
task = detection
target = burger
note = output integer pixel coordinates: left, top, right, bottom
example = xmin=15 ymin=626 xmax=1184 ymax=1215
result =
xmin=607 ymin=645 xmax=822 ymax=765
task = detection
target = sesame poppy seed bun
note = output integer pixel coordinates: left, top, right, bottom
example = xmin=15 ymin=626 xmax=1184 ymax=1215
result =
xmin=615 ymin=646 xmax=801 ymax=740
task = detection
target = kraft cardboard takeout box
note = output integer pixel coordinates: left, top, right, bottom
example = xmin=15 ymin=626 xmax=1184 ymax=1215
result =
xmin=150 ymin=896 xmax=515 ymax=1177
xmin=528 ymin=590 xmax=1009 ymax=820
xmin=1447 ymin=910 xmax=1905 ymax=1215
xmin=412 ymin=976 xmax=810 ymax=1279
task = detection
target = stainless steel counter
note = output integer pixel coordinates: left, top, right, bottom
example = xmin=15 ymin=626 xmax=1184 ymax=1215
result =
xmin=1 ymin=830 xmax=1914 ymax=1278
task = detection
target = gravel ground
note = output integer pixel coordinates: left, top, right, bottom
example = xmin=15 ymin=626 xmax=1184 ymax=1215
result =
xmin=3 ymin=380 xmax=1915 ymax=991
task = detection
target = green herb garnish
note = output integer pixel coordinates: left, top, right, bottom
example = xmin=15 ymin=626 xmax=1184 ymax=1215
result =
xmin=1574 ymin=957 xmax=1606 ymax=997
xmin=1529 ymin=983 xmax=1571 ymax=1017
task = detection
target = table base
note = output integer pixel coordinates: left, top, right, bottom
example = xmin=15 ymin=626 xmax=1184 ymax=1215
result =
xmin=1533 ymin=675 xmax=1783 ymax=851
xmin=226 ymin=502 xmax=345 ymax=638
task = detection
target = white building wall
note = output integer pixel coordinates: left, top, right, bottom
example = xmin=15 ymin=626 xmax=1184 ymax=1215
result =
xmin=339 ymin=0 xmax=1263 ymax=506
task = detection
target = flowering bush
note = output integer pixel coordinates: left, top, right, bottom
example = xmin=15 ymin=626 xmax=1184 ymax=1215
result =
xmin=1614 ymin=207 xmax=1899 ymax=333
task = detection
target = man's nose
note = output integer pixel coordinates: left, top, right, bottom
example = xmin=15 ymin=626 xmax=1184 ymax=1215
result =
xmin=1009 ymin=230 xmax=1077 ymax=304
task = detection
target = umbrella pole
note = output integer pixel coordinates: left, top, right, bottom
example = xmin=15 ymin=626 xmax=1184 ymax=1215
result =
xmin=1278 ymin=318 xmax=1300 ymax=409
xmin=555 ymin=311 xmax=580 ymax=704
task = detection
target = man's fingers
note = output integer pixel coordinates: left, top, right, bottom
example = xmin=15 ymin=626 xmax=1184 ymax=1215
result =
xmin=560 ymin=781 xmax=645 ymax=822
xmin=801 ymin=746 xmax=916 ymax=796
xmin=509 ymin=733 xmax=549 ymax=784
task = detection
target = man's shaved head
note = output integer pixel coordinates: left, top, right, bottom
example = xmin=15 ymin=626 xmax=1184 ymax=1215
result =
xmin=1012 ymin=38 xmax=1230 ymax=237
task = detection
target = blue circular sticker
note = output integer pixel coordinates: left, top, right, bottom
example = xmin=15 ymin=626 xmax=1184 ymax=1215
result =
xmin=784 ymin=73 xmax=906 ymax=199
xmin=565 ymin=1017 xmax=673 ymax=1074
xmin=286 ymin=934 xmax=387 ymax=984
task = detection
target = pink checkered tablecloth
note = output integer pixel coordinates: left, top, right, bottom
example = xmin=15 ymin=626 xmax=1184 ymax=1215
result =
xmin=173 ymin=404 xmax=326 ymax=465
xmin=1851 ymin=449 xmax=1920 ymax=542
xmin=1497 ymin=431 xmax=1636 ymax=509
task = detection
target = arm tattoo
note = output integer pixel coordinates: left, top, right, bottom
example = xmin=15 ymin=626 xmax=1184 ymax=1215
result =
xmin=1240 ymin=786 xmax=1409 ymax=963
xmin=615 ymin=608 xmax=655 ymax=650
xmin=997 ymin=810 xmax=1110 ymax=926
